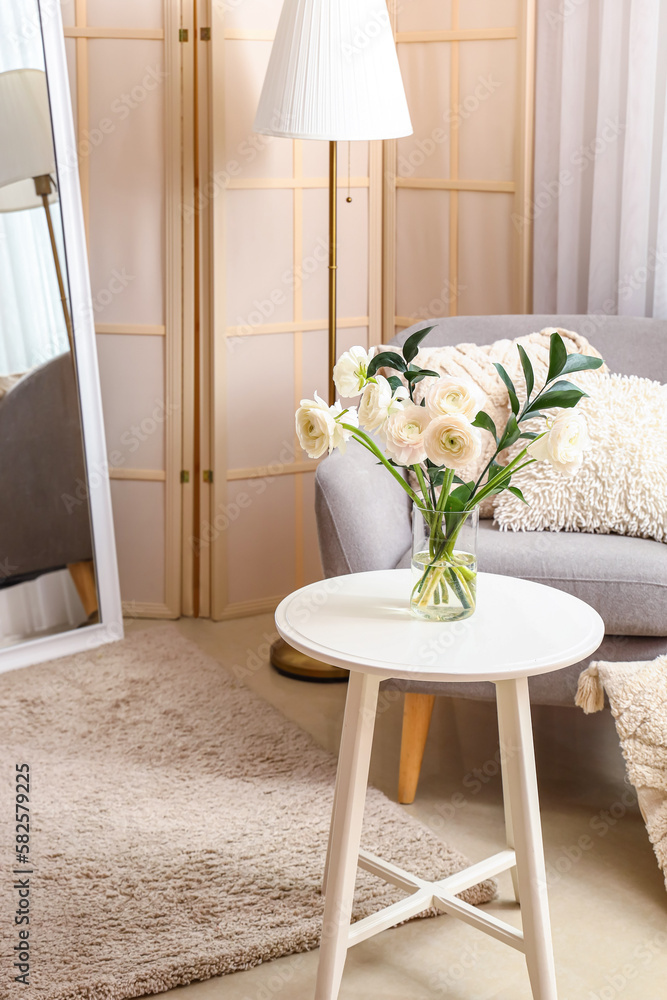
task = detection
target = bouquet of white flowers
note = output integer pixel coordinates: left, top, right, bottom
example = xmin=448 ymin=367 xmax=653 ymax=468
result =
xmin=296 ymin=328 xmax=602 ymax=621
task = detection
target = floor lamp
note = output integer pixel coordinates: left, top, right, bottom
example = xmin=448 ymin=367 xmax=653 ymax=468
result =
xmin=254 ymin=0 xmax=412 ymax=680
xmin=0 ymin=69 xmax=74 ymax=355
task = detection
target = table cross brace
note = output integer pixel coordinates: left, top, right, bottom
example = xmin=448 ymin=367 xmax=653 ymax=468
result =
xmin=349 ymin=848 xmax=524 ymax=953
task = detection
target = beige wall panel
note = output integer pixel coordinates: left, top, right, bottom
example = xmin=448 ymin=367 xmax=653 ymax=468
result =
xmin=111 ymin=481 xmax=166 ymax=606
xmin=217 ymin=0 xmax=282 ymax=32
xmin=301 ymin=189 xmax=369 ymax=321
xmin=96 ymin=335 xmax=166 ymax=471
xmin=86 ymin=1 xmax=164 ymax=29
xmin=301 ymin=472 xmax=323 ymax=586
xmin=457 ymin=192 xmax=514 ymax=315
xmin=226 ymin=190 xmax=294 ymax=326
xmin=61 ymin=1 xmax=75 ymax=28
xmin=226 ymin=333 xmax=295 ymax=469
xmin=458 ymin=1 xmax=519 ymax=29
xmin=87 ymin=40 xmax=165 ymax=325
xmin=397 ymin=44 xmax=451 ymax=181
xmin=300 ymin=328 xmax=328 ymax=400
xmin=396 ymin=1 xmax=452 ymax=32
xmin=302 ymin=139 xmax=369 ymax=178
xmin=458 ymin=40 xmax=517 ymax=182
xmin=223 ymin=41 xmax=293 ymax=179
xmin=226 ymin=476 xmax=296 ymax=604
xmin=396 ymin=190 xmax=450 ymax=320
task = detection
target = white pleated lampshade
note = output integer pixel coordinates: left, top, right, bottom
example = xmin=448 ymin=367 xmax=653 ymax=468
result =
xmin=0 ymin=69 xmax=55 ymax=191
xmin=254 ymin=0 xmax=412 ymax=141
xmin=0 ymin=178 xmax=58 ymax=214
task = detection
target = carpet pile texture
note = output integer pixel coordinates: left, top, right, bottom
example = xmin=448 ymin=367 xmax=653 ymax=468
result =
xmin=0 ymin=627 xmax=495 ymax=999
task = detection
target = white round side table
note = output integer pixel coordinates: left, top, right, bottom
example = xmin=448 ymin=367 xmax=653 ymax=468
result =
xmin=275 ymin=570 xmax=604 ymax=1000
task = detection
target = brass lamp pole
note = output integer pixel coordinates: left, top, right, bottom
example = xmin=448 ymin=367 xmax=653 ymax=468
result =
xmin=269 ymin=140 xmax=349 ymax=681
xmin=253 ymin=0 xmax=413 ymax=681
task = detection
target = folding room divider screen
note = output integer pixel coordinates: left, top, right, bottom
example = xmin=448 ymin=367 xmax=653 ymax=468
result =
xmin=59 ymin=0 xmax=534 ymax=620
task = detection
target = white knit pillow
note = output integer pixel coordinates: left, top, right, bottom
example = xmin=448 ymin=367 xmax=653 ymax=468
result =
xmin=493 ymin=372 xmax=667 ymax=542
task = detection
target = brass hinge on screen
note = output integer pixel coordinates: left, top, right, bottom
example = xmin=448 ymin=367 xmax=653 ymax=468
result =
xmin=180 ymin=470 xmax=190 ymax=484
xmin=203 ymin=470 xmax=213 ymax=484
xmin=179 ymin=28 xmax=189 ymax=42
xmin=200 ymin=27 xmax=211 ymax=41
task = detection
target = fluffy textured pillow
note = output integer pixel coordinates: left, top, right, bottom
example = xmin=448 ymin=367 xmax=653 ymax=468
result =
xmin=380 ymin=326 xmax=605 ymax=498
xmin=494 ymin=372 xmax=667 ymax=542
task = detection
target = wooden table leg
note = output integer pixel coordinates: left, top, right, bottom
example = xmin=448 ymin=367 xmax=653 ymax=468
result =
xmin=495 ymin=677 xmax=558 ymax=1000
xmin=316 ymin=672 xmax=380 ymax=1000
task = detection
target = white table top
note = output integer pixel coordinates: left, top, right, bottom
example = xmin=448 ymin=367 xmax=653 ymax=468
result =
xmin=275 ymin=571 xmax=605 ymax=683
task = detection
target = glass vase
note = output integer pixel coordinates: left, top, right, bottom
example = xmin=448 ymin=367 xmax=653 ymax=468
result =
xmin=410 ymin=505 xmax=479 ymax=622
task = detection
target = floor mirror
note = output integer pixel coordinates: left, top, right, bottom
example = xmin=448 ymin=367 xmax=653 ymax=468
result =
xmin=0 ymin=0 xmax=122 ymax=672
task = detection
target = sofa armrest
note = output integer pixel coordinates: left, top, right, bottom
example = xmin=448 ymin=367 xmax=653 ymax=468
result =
xmin=315 ymin=437 xmax=412 ymax=578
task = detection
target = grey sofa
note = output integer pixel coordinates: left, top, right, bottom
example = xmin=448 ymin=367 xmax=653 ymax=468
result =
xmin=315 ymin=315 xmax=667 ymax=802
xmin=0 ymin=351 xmax=94 ymax=587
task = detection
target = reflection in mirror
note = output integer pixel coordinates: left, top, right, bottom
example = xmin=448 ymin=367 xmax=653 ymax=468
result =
xmin=0 ymin=0 xmax=97 ymax=649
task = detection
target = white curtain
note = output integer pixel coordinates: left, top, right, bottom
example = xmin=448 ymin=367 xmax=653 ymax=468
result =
xmin=0 ymin=0 xmax=69 ymax=375
xmin=533 ymin=0 xmax=667 ymax=318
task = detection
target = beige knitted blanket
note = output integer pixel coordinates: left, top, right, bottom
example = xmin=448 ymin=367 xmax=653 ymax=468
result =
xmin=576 ymin=656 xmax=667 ymax=892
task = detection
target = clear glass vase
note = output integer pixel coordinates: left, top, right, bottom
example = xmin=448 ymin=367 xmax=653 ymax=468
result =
xmin=410 ymin=505 xmax=479 ymax=622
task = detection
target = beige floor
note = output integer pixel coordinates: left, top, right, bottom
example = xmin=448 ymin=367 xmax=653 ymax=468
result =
xmin=127 ymin=615 xmax=667 ymax=1000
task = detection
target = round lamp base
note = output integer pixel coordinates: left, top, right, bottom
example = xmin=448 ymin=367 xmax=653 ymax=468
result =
xmin=270 ymin=637 xmax=348 ymax=682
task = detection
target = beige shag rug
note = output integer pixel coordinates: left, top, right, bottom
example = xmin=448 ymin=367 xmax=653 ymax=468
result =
xmin=576 ymin=655 xmax=667 ymax=890
xmin=0 ymin=626 xmax=495 ymax=1000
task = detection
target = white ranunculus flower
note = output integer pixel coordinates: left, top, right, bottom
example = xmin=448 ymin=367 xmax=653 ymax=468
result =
xmin=425 ymin=376 xmax=485 ymax=421
xmin=358 ymin=375 xmax=409 ymax=432
xmin=296 ymin=393 xmax=358 ymax=459
xmin=331 ymin=401 xmax=358 ymax=454
xmin=528 ymin=410 xmax=590 ymax=476
xmin=383 ymin=403 xmax=430 ymax=466
xmin=333 ymin=346 xmax=375 ymax=397
xmin=424 ymin=414 xmax=482 ymax=470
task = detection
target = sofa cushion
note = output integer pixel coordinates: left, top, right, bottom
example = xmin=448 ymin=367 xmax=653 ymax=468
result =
xmin=395 ymin=520 xmax=667 ymax=636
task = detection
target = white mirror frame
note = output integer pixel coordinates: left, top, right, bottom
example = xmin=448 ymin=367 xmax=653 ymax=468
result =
xmin=0 ymin=0 xmax=123 ymax=674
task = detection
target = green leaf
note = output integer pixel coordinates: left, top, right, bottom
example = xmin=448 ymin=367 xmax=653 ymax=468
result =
xmin=449 ymin=483 xmax=473 ymax=504
xmin=517 ymin=344 xmax=534 ymax=400
xmin=402 ymin=325 xmax=435 ymax=364
xmin=524 ymin=383 xmax=586 ymax=415
xmin=472 ymin=410 xmax=498 ymax=442
xmin=386 ymin=375 xmax=404 ymax=392
xmin=367 ymin=351 xmax=407 ymax=378
xmin=546 ymin=332 xmax=568 ymax=383
xmin=487 ymin=461 xmax=505 ymax=483
xmin=444 ymin=495 xmax=466 ymax=513
xmin=493 ymin=362 xmax=520 ymax=415
xmin=519 ymin=431 xmax=539 ymax=440
xmin=404 ymin=368 xmax=438 ymax=386
xmin=508 ymin=486 xmax=528 ymax=504
xmin=498 ymin=413 xmax=521 ymax=451
xmin=559 ymin=353 xmax=604 ymax=376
